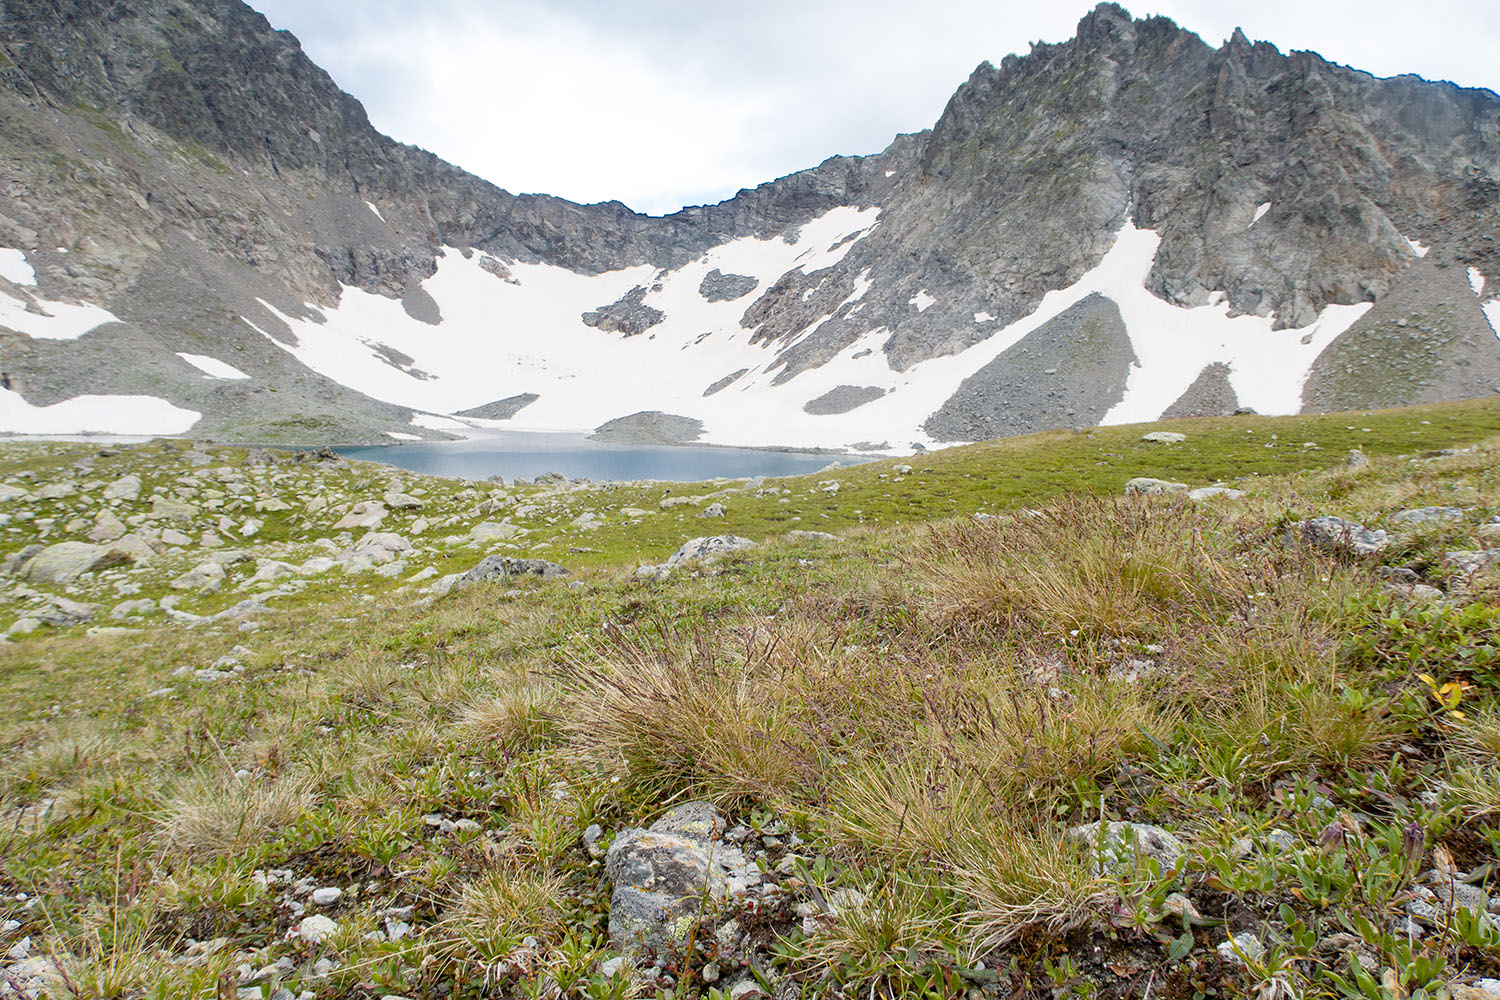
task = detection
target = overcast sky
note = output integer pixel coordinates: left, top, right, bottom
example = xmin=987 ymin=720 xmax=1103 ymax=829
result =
xmin=249 ymin=1 xmax=1500 ymax=216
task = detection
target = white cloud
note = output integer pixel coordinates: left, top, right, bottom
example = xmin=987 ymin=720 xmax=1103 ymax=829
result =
xmin=250 ymin=0 xmax=1500 ymax=215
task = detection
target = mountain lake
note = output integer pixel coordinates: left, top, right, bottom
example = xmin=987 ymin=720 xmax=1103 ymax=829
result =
xmin=337 ymin=431 xmax=873 ymax=483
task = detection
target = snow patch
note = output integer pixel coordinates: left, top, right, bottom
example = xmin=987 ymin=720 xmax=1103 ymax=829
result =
xmin=1469 ymin=267 xmax=1486 ymax=297
xmin=177 ymin=352 xmax=250 ymax=380
xmin=0 ymin=289 xmax=121 ymax=340
xmin=974 ymin=311 xmax=996 ymax=323
xmin=1405 ymin=235 xmax=1431 ymax=258
xmin=1484 ymin=301 xmax=1500 ymax=341
xmin=1250 ymin=202 xmax=1270 ymax=227
xmin=909 ymin=290 xmax=936 ymax=312
xmin=884 ymin=170 xmax=895 ymax=178
xmin=0 ymin=389 xmax=199 ymax=435
xmin=0 ymin=249 xmax=36 ymax=286
xmin=385 ymin=431 xmax=421 ymax=441
xmin=365 ymin=201 xmax=385 ymax=223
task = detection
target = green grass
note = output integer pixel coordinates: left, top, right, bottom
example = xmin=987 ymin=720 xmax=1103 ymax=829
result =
xmin=3 ymin=398 xmax=1500 ymax=998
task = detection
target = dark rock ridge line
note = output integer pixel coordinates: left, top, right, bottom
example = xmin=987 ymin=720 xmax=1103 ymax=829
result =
xmin=1 ymin=1 xmax=1499 ymax=444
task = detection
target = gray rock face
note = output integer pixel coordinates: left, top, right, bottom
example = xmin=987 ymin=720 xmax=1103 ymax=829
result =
xmin=703 ymin=369 xmax=750 ymax=397
xmin=1162 ymin=363 xmax=1241 ymax=419
xmin=1296 ymin=516 xmax=1392 ymax=557
xmin=802 ymin=385 xmax=886 ymax=415
xmin=581 ymin=286 xmax=666 ymax=337
xmin=924 ymin=294 xmax=1135 ymax=442
xmin=698 ymin=269 xmax=759 ymax=302
xmin=453 ymin=394 xmax=539 ymax=420
xmin=590 ymin=411 xmax=704 ymax=445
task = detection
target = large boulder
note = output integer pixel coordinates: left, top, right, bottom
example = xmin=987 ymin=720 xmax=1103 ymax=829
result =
xmin=337 ymin=532 xmax=410 ymax=571
xmin=667 ymin=536 xmax=756 ymax=567
xmin=21 ymin=541 xmax=128 ymax=584
xmin=333 ymin=501 xmax=387 ymax=530
xmin=102 ymin=475 xmax=141 ymax=501
xmin=459 ymin=555 xmax=568 ymax=585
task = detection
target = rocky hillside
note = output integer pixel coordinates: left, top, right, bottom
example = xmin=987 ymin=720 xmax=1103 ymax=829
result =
xmin=0 ymin=1 xmax=1498 ymax=448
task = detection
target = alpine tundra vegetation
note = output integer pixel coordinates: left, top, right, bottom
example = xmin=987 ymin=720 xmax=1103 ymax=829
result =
xmin=3 ymin=400 xmax=1500 ymax=998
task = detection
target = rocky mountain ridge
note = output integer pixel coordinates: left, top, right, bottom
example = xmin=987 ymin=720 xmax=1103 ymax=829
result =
xmin=0 ymin=1 xmax=1498 ymax=449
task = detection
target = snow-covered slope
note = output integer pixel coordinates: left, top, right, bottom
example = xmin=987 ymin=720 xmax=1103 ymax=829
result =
xmin=245 ymin=209 xmax=1373 ymax=452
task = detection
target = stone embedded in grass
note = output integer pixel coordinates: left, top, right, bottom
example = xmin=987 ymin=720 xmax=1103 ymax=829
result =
xmin=1443 ymin=550 xmax=1500 ymax=575
xmin=1391 ymin=506 xmax=1466 ymax=525
xmin=383 ymin=492 xmax=423 ymax=510
xmin=605 ymin=802 xmax=760 ymax=958
xmin=1187 ymin=486 xmax=1244 ymax=501
xmin=1216 ymin=931 xmax=1264 ymax=966
xmin=1294 ymin=516 xmax=1391 ymax=557
xmin=1141 ymin=432 xmax=1186 ymax=444
xmin=172 ymin=561 xmax=226 ymax=592
xmin=1067 ymin=820 xmax=1184 ymax=876
xmin=333 ymin=501 xmax=386 ymax=530
xmin=310 ymin=886 xmax=342 ymax=906
xmin=296 ymin=914 xmax=337 ymax=944
xmin=666 ymin=535 xmax=756 ymax=567
xmin=1345 ymin=448 xmax=1370 ymax=469
xmin=0 ymin=956 xmax=62 ymax=999
xmin=1124 ymin=477 xmax=1188 ymax=496
xmin=700 ymin=503 xmax=725 ymax=518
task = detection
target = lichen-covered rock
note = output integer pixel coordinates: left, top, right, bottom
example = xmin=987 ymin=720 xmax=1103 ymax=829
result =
xmin=1068 ymin=820 xmax=1184 ymax=875
xmin=1295 ymin=516 xmax=1391 ymax=557
xmin=1124 ymin=478 xmax=1188 ymax=497
xmin=20 ymin=541 xmax=128 ymax=584
xmin=605 ymin=803 xmax=759 ymax=958
xmin=667 ymin=536 xmax=756 ymax=567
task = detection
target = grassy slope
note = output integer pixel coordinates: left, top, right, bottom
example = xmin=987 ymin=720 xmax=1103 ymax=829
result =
xmin=2 ymin=398 xmax=1500 ymax=999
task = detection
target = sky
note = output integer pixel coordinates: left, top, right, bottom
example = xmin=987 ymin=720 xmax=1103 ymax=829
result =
xmin=249 ymin=0 xmax=1500 ymax=217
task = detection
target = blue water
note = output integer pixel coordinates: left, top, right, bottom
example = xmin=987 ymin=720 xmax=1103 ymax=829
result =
xmin=337 ymin=432 xmax=862 ymax=483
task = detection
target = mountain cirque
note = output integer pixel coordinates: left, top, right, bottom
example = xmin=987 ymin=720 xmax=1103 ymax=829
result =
xmin=0 ymin=1 xmax=1498 ymax=449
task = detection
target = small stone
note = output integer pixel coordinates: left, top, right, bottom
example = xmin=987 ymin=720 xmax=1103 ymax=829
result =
xmin=311 ymin=887 xmax=342 ymax=906
xmin=1217 ymin=931 xmax=1264 ymax=966
xmin=6 ymin=935 xmax=31 ymax=960
xmin=730 ymin=982 xmax=765 ymax=1000
xmin=297 ymin=914 xmax=338 ymax=944
xmin=1345 ymin=449 xmax=1370 ymax=469
xmin=700 ymin=503 xmax=725 ymax=518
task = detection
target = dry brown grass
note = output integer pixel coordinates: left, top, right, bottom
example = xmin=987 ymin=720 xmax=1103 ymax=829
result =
xmin=915 ymin=496 xmax=1243 ymax=641
xmin=159 ymin=770 xmax=313 ymax=857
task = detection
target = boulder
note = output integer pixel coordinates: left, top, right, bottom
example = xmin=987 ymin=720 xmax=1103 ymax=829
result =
xmin=1295 ymin=516 xmax=1391 ymax=557
xmin=333 ymin=501 xmax=386 ymax=530
xmin=1141 ymin=432 xmax=1186 ymax=444
xmin=102 ymin=475 xmax=141 ymax=502
xmin=21 ymin=541 xmax=128 ymax=584
xmin=1124 ymin=478 xmax=1188 ymax=496
xmin=338 ymin=532 xmax=410 ymax=571
xmin=456 ymin=555 xmax=569 ymax=589
xmin=1345 ymin=449 xmax=1370 ymax=470
xmin=1445 ymin=550 xmax=1500 ymax=575
xmin=1187 ymin=486 xmax=1244 ymax=501
xmin=0 ymin=484 xmax=32 ymax=502
xmin=605 ymin=803 xmax=759 ymax=957
xmin=1 ymin=956 xmax=64 ymax=1000
xmin=88 ymin=511 xmax=127 ymax=542
xmin=1390 ymin=506 xmax=1465 ymax=526
xmin=666 ymin=536 xmax=756 ymax=567
xmin=469 ymin=521 xmax=524 ymax=543
xmin=151 ymin=496 xmax=198 ymax=522
xmin=383 ymin=492 xmax=423 ymax=510
xmin=172 ymin=561 xmax=226 ymax=592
